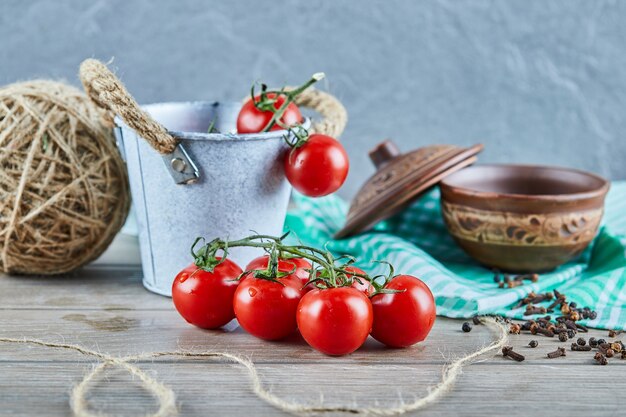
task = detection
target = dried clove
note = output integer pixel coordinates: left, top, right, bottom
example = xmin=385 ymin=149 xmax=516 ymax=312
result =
xmin=589 ymin=337 xmax=598 ymax=347
xmin=571 ymin=343 xmax=591 ymax=352
xmin=575 ymin=323 xmax=588 ymax=333
xmin=509 ymin=323 xmax=521 ymax=334
xmin=530 ymin=323 xmax=554 ymax=338
xmin=525 ymin=305 xmax=547 ymax=316
xmin=528 ymin=340 xmax=538 ymax=348
xmin=462 ymin=322 xmax=472 ymax=332
xmin=472 ymin=316 xmax=481 ymax=326
xmin=564 ymin=320 xmax=577 ymax=331
xmin=608 ymin=329 xmax=622 ymax=338
xmin=546 ymin=347 xmax=566 ymax=359
xmin=576 ymin=337 xmax=586 ymax=346
xmin=594 ymin=352 xmax=608 ymax=365
xmin=502 ymin=346 xmax=525 ymax=362
xmin=517 ymin=273 xmax=539 ymax=283
xmin=558 ymin=332 xmax=568 ymax=342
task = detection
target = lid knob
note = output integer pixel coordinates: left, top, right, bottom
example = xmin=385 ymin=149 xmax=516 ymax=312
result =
xmin=369 ymin=140 xmax=401 ymax=169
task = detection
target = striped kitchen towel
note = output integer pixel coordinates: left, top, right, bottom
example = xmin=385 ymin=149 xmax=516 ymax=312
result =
xmin=284 ymin=182 xmax=626 ymax=330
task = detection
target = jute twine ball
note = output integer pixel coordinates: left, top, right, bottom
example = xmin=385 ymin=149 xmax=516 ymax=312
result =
xmin=0 ymin=80 xmax=130 ymax=275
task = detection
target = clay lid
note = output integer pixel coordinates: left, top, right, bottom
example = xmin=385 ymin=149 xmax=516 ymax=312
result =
xmin=335 ymin=140 xmax=483 ymax=239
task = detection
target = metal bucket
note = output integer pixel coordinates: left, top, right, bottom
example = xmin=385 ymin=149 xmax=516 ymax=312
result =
xmin=115 ymin=101 xmax=309 ymax=296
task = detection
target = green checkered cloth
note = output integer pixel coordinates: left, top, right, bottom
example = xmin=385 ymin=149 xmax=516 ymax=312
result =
xmin=284 ymin=182 xmax=626 ymax=330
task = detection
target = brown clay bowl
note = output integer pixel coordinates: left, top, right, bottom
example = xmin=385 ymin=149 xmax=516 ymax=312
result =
xmin=439 ymin=164 xmax=609 ymax=272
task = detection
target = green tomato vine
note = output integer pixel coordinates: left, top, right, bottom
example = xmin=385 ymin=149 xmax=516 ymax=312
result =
xmin=190 ymin=233 xmax=400 ymax=296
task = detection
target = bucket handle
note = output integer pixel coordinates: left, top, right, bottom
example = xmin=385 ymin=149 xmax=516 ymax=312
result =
xmin=291 ymin=87 xmax=347 ymax=139
xmin=79 ymin=59 xmax=178 ymax=155
xmin=80 ymin=59 xmax=199 ymax=184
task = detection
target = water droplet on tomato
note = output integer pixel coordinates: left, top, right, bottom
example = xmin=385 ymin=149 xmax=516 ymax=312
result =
xmin=248 ymin=287 xmax=257 ymax=297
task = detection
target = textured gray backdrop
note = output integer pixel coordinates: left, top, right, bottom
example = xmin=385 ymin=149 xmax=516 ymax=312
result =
xmin=2 ymin=0 xmax=625 ymax=199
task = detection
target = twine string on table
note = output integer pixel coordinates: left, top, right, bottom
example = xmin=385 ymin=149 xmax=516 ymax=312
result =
xmin=0 ymin=317 xmax=507 ymax=417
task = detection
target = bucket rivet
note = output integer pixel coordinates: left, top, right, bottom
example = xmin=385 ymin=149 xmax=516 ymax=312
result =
xmin=171 ymin=158 xmax=186 ymax=172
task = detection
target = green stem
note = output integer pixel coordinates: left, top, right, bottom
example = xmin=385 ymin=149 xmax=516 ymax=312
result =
xmin=196 ymin=234 xmax=343 ymax=285
xmin=260 ymin=73 xmax=325 ymax=132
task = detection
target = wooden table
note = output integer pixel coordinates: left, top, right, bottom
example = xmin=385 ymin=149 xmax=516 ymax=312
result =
xmin=1 ymin=234 xmax=624 ymax=416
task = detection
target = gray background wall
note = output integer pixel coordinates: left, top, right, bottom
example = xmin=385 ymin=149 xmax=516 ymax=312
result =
xmin=2 ymin=0 xmax=625 ymax=199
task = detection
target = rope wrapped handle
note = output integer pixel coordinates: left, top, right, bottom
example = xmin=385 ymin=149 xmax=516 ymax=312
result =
xmin=79 ymin=59 xmax=178 ymax=154
xmin=79 ymin=59 xmax=348 ymax=155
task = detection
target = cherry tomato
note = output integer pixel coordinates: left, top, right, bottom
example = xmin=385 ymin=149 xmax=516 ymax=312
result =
xmin=297 ymin=287 xmax=373 ymax=355
xmin=370 ymin=275 xmax=436 ymax=348
xmin=344 ymin=266 xmax=374 ymax=296
xmin=233 ymin=272 xmax=303 ymax=340
xmin=172 ymin=259 xmax=242 ymax=329
xmin=245 ymin=255 xmax=312 ymax=290
xmin=237 ymin=93 xmax=302 ymax=134
xmin=284 ymin=134 xmax=349 ymax=197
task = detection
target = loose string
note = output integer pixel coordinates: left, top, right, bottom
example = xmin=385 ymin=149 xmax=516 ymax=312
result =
xmin=0 ymin=317 xmax=507 ymax=416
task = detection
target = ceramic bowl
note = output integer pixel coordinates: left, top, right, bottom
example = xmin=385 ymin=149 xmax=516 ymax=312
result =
xmin=439 ymin=164 xmax=609 ymax=272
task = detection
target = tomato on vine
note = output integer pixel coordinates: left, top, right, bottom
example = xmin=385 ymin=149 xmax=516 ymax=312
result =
xmin=234 ymin=262 xmax=304 ymax=340
xmin=237 ymin=94 xmax=302 ymax=134
xmin=344 ymin=265 xmax=374 ymax=296
xmin=284 ymin=134 xmax=349 ymax=197
xmin=235 ymin=73 xmax=349 ymax=197
xmin=297 ymin=287 xmax=373 ymax=356
xmin=370 ymin=275 xmax=436 ymax=348
xmin=245 ymin=255 xmax=312 ymax=290
xmin=171 ymin=259 xmax=242 ymax=329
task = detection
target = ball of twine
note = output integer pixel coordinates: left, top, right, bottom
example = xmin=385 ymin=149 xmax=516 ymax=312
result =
xmin=0 ymin=80 xmax=130 ymax=275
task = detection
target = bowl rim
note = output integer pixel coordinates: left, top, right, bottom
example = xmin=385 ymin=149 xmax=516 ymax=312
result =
xmin=440 ymin=163 xmax=610 ymax=202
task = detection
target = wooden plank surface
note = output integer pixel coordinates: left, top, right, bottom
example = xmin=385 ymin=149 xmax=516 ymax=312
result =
xmin=1 ymin=235 xmax=624 ymax=417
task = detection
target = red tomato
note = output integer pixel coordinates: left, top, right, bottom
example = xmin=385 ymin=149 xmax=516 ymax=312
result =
xmin=344 ymin=266 xmax=374 ymax=296
xmin=172 ymin=259 xmax=242 ymax=329
xmin=284 ymin=134 xmax=349 ymax=197
xmin=297 ymin=287 xmax=373 ymax=355
xmin=237 ymin=93 xmax=302 ymax=133
xmin=233 ymin=272 xmax=303 ymax=340
xmin=370 ymin=275 xmax=436 ymax=348
xmin=245 ymin=255 xmax=312 ymax=289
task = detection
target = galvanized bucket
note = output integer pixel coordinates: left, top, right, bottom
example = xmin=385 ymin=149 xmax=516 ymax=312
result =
xmin=79 ymin=59 xmax=347 ymax=296
xmin=116 ymin=102 xmax=312 ymax=295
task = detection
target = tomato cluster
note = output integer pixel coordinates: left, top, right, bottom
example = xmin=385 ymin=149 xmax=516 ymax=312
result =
xmin=235 ymin=76 xmax=349 ymax=197
xmin=172 ymin=253 xmax=436 ymax=356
